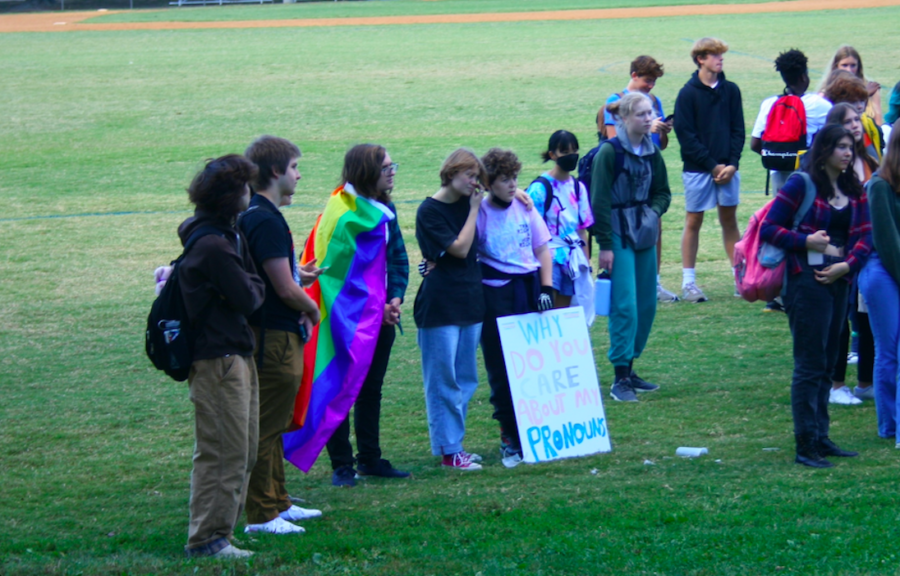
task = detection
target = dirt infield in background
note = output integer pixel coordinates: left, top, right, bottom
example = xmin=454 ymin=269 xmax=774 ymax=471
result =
xmin=2 ymin=0 xmax=899 ymax=33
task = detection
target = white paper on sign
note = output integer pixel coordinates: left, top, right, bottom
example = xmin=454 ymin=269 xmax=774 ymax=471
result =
xmin=497 ymin=307 xmax=611 ymax=463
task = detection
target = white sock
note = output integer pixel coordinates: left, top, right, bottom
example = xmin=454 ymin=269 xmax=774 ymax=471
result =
xmin=682 ymin=268 xmax=696 ymax=288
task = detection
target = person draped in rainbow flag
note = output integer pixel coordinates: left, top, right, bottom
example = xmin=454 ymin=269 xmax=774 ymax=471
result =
xmin=282 ymin=144 xmax=405 ymax=477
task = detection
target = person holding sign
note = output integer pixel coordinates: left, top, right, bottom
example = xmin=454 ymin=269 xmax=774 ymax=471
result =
xmin=476 ymin=148 xmax=554 ymax=466
xmin=414 ymin=149 xmax=488 ymax=471
xmin=591 ymin=92 xmax=672 ymax=403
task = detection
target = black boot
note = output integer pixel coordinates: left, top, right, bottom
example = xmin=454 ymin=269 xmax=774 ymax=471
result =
xmin=818 ymin=436 xmax=858 ymax=458
xmin=795 ymin=433 xmax=834 ymax=468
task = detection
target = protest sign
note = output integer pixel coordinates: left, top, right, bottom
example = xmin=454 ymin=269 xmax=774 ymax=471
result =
xmin=498 ymin=307 xmax=611 ymax=463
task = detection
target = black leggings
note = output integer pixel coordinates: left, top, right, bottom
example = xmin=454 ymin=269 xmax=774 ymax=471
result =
xmin=833 ymin=291 xmax=874 ymax=384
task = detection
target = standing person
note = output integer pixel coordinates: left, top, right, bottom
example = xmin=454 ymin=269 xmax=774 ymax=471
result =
xmin=599 ymin=55 xmax=678 ymax=303
xmin=476 ymin=148 xmax=554 ymax=466
xmin=674 ymin=37 xmax=745 ymax=303
xmin=823 ymin=45 xmax=883 ymax=126
xmin=525 ymin=131 xmax=595 ymax=309
xmin=592 ymin=93 xmax=672 ymax=402
xmin=750 ymin=49 xmax=833 ymax=193
xmin=239 ymin=136 xmax=323 ymax=535
xmin=822 ymin=70 xmax=884 ymax=164
xmin=859 ymin=128 xmax=900 ymax=449
xmin=325 ymin=144 xmax=411 ymax=486
xmin=179 ymin=155 xmax=266 ymax=558
xmin=883 ymin=81 xmax=900 ymax=144
xmin=822 ymin=105 xmax=879 ymax=406
xmin=760 ymin=124 xmax=872 ymax=468
xmin=414 ymin=148 xmax=487 ymax=471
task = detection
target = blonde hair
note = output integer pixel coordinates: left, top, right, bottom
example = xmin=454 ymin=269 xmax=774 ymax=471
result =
xmin=691 ymin=37 xmax=728 ymax=67
xmin=439 ymin=148 xmax=486 ymax=187
xmin=606 ymin=92 xmax=652 ymax=121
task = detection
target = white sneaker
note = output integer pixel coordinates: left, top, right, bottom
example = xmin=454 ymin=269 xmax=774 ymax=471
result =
xmin=829 ymin=386 xmax=863 ymax=405
xmin=244 ymin=516 xmax=305 ymax=535
xmin=682 ymin=282 xmax=708 ymax=303
xmin=211 ymin=544 xmax=254 ymax=558
xmin=657 ymin=283 xmax=680 ymax=303
xmin=280 ymin=505 xmax=322 ymax=522
xmin=847 ymin=352 xmax=859 ymax=365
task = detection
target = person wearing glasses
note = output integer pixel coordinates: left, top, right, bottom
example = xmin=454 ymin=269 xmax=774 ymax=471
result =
xmin=325 ymin=144 xmax=411 ymax=485
xmin=525 ymin=130 xmax=595 ymax=309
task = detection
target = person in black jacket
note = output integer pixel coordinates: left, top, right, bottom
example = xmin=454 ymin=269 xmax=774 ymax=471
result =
xmin=674 ymin=37 xmax=745 ymax=303
xmin=178 ymin=155 xmax=266 ymax=558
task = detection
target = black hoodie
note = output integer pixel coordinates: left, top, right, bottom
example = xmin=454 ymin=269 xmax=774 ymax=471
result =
xmin=674 ymin=70 xmax=745 ymax=174
xmin=177 ymin=211 xmax=265 ymax=361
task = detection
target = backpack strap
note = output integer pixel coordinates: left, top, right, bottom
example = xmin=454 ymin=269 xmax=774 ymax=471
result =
xmin=534 ymin=176 xmax=554 ymax=218
xmin=603 ymin=138 xmax=627 ymax=184
xmin=793 ymin=172 xmax=817 ymax=230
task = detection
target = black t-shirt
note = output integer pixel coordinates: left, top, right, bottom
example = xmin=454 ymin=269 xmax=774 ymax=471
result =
xmin=413 ymin=196 xmax=485 ymax=328
xmin=238 ymin=194 xmax=302 ymax=334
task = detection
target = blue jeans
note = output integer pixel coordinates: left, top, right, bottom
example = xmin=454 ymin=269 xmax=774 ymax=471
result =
xmin=859 ymin=252 xmax=899 ymax=441
xmin=784 ymin=262 xmax=848 ymax=437
xmin=417 ymin=323 xmax=482 ymax=456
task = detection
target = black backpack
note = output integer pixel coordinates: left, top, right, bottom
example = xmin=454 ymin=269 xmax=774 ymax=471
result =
xmin=576 ymin=138 xmax=626 ymax=199
xmin=145 ymin=226 xmax=221 ymax=382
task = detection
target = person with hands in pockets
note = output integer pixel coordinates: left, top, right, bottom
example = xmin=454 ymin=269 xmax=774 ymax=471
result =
xmin=760 ymin=124 xmax=873 ymax=468
xmin=592 ymin=93 xmax=672 ymax=403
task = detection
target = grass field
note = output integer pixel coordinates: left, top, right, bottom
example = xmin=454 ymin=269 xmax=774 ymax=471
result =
xmin=3 ymin=1 xmax=900 ymax=575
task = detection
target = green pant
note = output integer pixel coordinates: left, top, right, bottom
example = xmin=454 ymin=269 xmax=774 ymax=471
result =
xmin=607 ymin=234 xmax=657 ymax=367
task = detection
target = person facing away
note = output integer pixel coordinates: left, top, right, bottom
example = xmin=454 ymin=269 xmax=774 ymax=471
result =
xmin=178 ymin=155 xmax=265 ymax=559
xmin=674 ymin=37 xmax=745 ymax=303
xmin=239 ymin=136 xmax=323 ymax=536
xmin=592 ymin=92 xmax=671 ymax=403
xmin=600 ymin=55 xmax=678 ymax=303
xmin=760 ymin=124 xmax=872 ymax=468
xmin=750 ymin=48 xmax=833 ymax=192
xmin=414 ymin=148 xmax=487 ymax=471
xmin=476 ymin=147 xmax=553 ymax=467
xmin=325 ymin=144 xmax=412 ymax=486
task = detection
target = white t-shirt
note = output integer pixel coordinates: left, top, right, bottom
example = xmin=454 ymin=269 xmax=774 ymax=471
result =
xmin=751 ymin=93 xmax=832 ymax=147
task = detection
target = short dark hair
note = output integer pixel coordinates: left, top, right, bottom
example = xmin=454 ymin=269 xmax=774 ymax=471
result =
xmin=244 ymin=136 xmax=301 ymax=191
xmin=806 ymin=124 xmax=863 ymax=200
xmin=774 ymin=49 xmax=808 ymax=87
xmin=187 ymin=155 xmax=257 ymax=218
xmin=630 ymin=55 xmax=664 ymax=79
xmin=541 ymin=130 xmax=580 ymax=162
xmin=481 ymin=148 xmax=522 ymax=185
xmin=342 ymin=143 xmax=387 ymax=201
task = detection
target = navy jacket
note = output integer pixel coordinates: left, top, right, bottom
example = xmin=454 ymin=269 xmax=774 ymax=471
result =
xmin=674 ymin=71 xmax=745 ymax=173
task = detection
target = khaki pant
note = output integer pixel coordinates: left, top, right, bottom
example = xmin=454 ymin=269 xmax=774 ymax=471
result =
xmin=186 ymin=355 xmax=259 ymax=554
xmin=245 ymin=329 xmax=303 ymax=525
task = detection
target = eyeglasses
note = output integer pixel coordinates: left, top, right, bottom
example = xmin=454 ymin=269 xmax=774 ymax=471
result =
xmin=382 ymin=162 xmax=399 ymax=175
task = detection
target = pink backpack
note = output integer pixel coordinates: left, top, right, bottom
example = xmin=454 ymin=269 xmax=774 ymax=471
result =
xmin=733 ymin=173 xmax=815 ymax=302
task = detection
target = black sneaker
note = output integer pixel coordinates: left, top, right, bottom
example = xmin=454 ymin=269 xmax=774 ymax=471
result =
xmin=356 ymin=459 xmax=410 ymax=478
xmin=818 ymin=437 xmax=858 ymax=458
xmin=610 ymin=378 xmax=638 ymax=402
xmin=763 ymin=299 xmax=785 ymax=313
xmin=630 ymin=371 xmax=659 ymax=393
xmin=331 ymin=465 xmax=357 ymax=487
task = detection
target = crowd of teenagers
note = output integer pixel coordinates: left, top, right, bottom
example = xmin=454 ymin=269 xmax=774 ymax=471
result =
xmin=160 ymin=37 xmax=900 ymax=557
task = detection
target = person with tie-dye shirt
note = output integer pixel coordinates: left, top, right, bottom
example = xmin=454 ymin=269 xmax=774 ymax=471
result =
xmin=525 ymin=130 xmax=595 ymax=308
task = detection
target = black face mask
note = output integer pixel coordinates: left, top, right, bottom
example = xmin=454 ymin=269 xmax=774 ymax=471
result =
xmin=556 ymin=153 xmax=579 ymax=172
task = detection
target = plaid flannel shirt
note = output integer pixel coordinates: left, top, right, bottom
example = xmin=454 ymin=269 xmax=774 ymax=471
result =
xmin=385 ymin=201 xmax=409 ymax=302
xmin=760 ymin=173 xmax=872 ymax=277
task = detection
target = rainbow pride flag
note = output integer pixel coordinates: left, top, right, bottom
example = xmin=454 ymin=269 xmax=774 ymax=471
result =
xmin=283 ymin=185 xmax=391 ymax=472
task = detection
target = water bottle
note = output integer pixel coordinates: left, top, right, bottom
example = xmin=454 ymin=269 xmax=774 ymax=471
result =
xmin=595 ymin=271 xmax=611 ymax=316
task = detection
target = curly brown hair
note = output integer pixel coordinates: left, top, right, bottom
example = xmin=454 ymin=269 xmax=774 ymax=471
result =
xmin=822 ymin=69 xmax=868 ymax=105
xmin=481 ymin=148 xmax=522 ymax=186
xmin=187 ymin=154 xmax=257 ymax=219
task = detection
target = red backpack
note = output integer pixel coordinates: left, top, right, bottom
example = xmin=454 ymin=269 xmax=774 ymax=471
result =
xmin=733 ymin=173 xmax=815 ymax=303
xmin=761 ymin=94 xmax=807 ymax=173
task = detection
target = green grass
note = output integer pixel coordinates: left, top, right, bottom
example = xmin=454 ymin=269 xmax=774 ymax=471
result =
xmin=3 ymin=3 xmax=900 ymax=575
xmin=86 ymin=0 xmax=793 ymax=24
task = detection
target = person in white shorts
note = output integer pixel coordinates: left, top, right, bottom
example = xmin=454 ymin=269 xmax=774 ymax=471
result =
xmin=674 ymin=38 xmax=745 ymax=302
